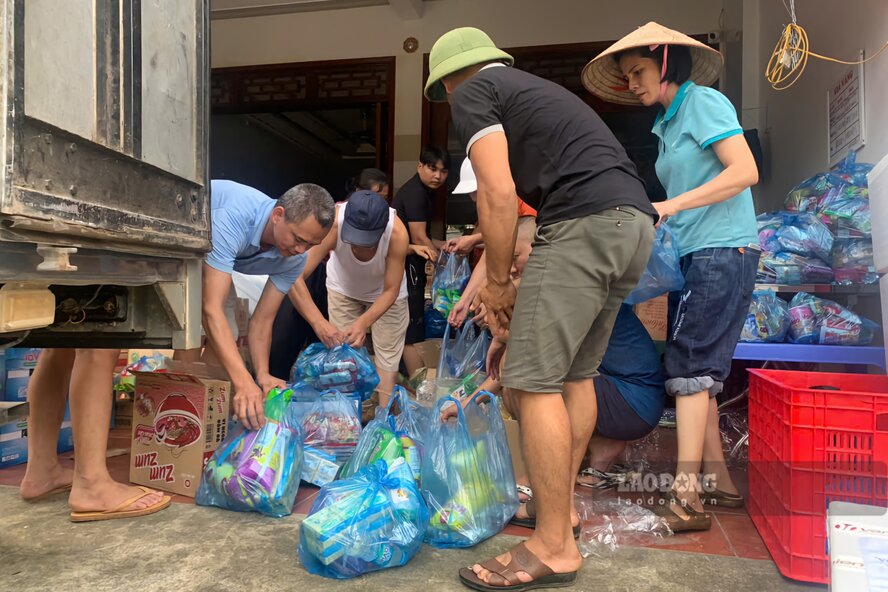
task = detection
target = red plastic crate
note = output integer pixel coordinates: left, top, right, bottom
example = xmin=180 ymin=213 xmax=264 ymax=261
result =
xmin=747 ymin=369 xmax=888 ymax=584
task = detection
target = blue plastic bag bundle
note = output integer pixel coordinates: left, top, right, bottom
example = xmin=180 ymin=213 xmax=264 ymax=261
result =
xmin=784 ymin=152 xmax=873 ymax=212
xmin=196 ymin=387 xmax=303 ymax=518
xmin=298 ymin=458 xmax=429 ymax=579
xmin=756 ymin=211 xmax=784 ymax=253
xmin=818 ymin=187 xmax=871 ymax=237
xmin=301 ymin=389 xmax=363 ymax=464
xmin=436 ymin=323 xmax=491 ymax=399
xmin=740 ymin=291 xmax=790 ymax=343
xmin=757 ymin=251 xmax=834 ymax=285
xmin=788 ymin=292 xmax=879 ymax=345
xmin=773 ymin=212 xmax=834 ymax=262
xmin=289 ymin=379 xmax=361 ymax=426
xmin=431 ymin=251 xmax=471 ymax=317
xmin=832 ymin=239 xmax=877 ymax=285
xmin=624 ymin=223 xmax=685 ymax=305
xmin=424 ymin=304 xmax=447 ymax=339
xmin=291 ymin=343 xmax=379 ymax=401
xmin=421 ymin=393 xmax=519 ymax=548
xmin=340 ymin=386 xmax=430 ymax=484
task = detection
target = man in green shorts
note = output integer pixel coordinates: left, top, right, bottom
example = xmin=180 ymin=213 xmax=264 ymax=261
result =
xmin=425 ymin=27 xmax=656 ymax=590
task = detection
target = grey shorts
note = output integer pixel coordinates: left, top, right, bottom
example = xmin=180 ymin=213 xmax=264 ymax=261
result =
xmin=502 ymin=206 xmax=654 ymax=394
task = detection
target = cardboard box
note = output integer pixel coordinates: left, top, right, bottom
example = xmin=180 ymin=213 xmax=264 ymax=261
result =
xmin=3 ymin=348 xmax=42 ymax=402
xmin=0 ymin=415 xmax=28 ymax=468
xmin=634 ymin=295 xmax=668 ymax=342
xmin=413 ymin=339 xmax=441 ymax=370
xmin=0 ymin=409 xmax=74 ymax=468
xmin=129 ymin=362 xmax=230 ymax=497
xmin=828 ymin=501 xmax=888 ymax=591
xmin=115 ymin=396 xmax=134 ymax=429
xmin=503 ymin=419 xmax=526 ymax=479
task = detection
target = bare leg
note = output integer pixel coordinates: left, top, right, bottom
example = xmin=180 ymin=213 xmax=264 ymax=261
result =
xmin=701 ymin=397 xmax=740 ymax=495
xmin=375 ymin=368 xmax=396 ymax=408
xmin=173 ymin=348 xmax=202 ymax=363
xmin=20 ymin=349 xmax=75 ymax=500
xmin=66 ymin=349 xmax=165 ymax=513
xmin=671 ymin=390 xmax=709 ymax=514
xmin=401 ymin=344 xmax=424 ymax=377
xmin=576 ymin=435 xmax=628 ymax=487
xmin=511 ymin=378 xmax=594 ymax=527
xmin=471 ymin=391 xmax=582 ymax=584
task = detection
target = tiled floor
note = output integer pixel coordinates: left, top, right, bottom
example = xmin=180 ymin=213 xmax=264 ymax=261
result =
xmin=0 ymin=426 xmax=772 ymax=563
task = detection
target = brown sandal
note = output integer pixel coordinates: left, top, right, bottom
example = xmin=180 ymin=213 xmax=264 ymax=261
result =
xmin=458 ymin=542 xmax=578 ymax=591
xmin=651 ymin=489 xmax=711 ymax=533
xmin=700 ymin=488 xmax=745 ymax=508
xmin=508 ymin=499 xmax=582 ymax=539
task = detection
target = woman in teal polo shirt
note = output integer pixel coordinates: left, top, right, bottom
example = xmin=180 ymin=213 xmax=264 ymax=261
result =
xmin=584 ymin=22 xmax=760 ymax=532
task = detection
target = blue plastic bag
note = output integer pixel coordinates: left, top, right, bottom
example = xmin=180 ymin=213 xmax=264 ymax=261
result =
xmin=298 ymin=458 xmax=429 ymax=579
xmin=431 ymin=251 xmax=471 ymax=316
xmin=788 ymin=292 xmax=879 ymax=345
xmin=421 ymin=393 xmax=519 ymax=548
xmin=774 ymin=212 xmax=835 ymax=262
xmin=757 ymin=251 xmax=834 ymax=285
xmin=196 ymin=387 xmax=303 ymax=518
xmin=301 ymin=389 xmax=363 ymax=464
xmin=301 ymin=445 xmax=341 ymax=487
xmin=436 ymin=323 xmax=491 ymax=398
xmin=291 ymin=343 xmax=379 ymax=401
xmin=832 ymin=239 xmax=877 ymax=285
xmin=784 ymin=151 xmax=873 ymax=212
xmin=424 ymin=305 xmax=447 ymax=338
xmin=740 ymin=291 xmax=790 ymax=343
xmin=340 ymin=386 xmax=430 ymax=483
xmin=624 ymin=224 xmax=685 ymax=305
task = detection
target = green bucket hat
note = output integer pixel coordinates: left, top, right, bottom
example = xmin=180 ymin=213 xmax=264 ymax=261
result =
xmin=424 ymin=27 xmax=514 ymax=102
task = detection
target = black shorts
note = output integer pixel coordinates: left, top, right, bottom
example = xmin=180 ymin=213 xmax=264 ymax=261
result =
xmin=594 ymin=375 xmax=657 ymax=441
xmin=405 ymin=254 xmax=427 ymax=345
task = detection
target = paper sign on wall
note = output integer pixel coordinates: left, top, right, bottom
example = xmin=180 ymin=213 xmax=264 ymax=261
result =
xmin=828 ymin=51 xmax=865 ymax=166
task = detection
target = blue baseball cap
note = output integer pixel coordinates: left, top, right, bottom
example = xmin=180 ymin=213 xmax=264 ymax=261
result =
xmin=341 ymin=190 xmax=389 ymax=247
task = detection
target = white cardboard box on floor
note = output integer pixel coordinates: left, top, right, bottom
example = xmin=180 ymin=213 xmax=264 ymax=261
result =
xmin=828 ymin=501 xmax=888 ymax=591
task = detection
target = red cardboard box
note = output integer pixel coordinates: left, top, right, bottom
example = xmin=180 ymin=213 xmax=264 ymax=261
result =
xmin=129 ymin=363 xmax=230 ymax=497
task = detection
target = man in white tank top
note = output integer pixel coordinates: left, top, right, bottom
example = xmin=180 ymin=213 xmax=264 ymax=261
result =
xmin=289 ymin=190 xmax=410 ymax=407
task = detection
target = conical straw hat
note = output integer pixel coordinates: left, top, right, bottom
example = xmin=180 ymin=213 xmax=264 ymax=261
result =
xmin=582 ymin=22 xmax=723 ymax=105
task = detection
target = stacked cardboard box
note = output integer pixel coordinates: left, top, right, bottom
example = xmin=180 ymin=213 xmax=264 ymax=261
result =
xmin=0 ymin=349 xmax=97 ymax=468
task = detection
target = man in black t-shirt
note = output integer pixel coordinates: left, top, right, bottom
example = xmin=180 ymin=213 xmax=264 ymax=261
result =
xmin=391 ymin=146 xmax=449 ymax=375
xmin=425 ymin=27 xmax=656 ymax=590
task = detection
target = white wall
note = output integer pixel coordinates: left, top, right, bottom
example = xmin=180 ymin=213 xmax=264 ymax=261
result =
xmin=750 ymin=0 xmax=888 ymax=210
xmin=212 ymin=0 xmax=723 ymax=185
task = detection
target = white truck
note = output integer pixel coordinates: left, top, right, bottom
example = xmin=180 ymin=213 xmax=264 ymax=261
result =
xmin=0 ymin=0 xmax=209 ymax=350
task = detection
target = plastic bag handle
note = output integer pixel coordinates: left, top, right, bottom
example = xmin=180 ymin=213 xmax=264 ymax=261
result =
xmin=435 ymin=395 xmax=467 ymax=424
xmin=384 ymin=385 xmax=410 ymax=416
xmin=318 ymin=388 xmax=345 ymax=400
xmin=438 ymin=322 xmax=452 ymax=371
xmin=465 ymin=389 xmax=498 ymax=411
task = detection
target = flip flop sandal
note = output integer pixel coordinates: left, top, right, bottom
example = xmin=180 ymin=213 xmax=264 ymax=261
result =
xmin=508 ymin=499 xmax=581 ymax=539
xmin=70 ymin=486 xmax=172 ymax=523
xmin=576 ymin=468 xmax=615 ymax=490
xmin=458 ymin=541 xmax=578 ymax=592
xmin=21 ymin=483 xmax=72 ymax=503
xmin=516 ymin=484 xmax=533 ymax=503
xmin=651 ymin=489 xmax=711 ymax=533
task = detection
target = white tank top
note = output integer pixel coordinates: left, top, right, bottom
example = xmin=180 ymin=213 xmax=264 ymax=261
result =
xmin=326 ymin=204 xmax=408 ymax=303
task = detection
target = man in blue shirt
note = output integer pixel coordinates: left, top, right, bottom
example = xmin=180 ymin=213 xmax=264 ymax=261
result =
xmin=196 ymin=180 xmax=335 ymax=429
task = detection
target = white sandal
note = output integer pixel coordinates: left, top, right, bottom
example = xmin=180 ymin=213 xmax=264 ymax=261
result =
xmin=516 ymin=484 xmax=533 ymax=502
